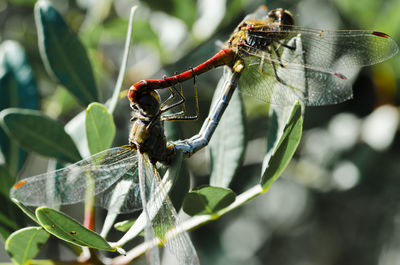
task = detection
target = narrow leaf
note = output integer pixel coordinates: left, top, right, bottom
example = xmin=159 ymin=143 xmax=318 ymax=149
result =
xmin=35 ymin=0 xmax=98 ymax=106
xmin=1 ymin=40 xmax=39 ymax=110
xmin=85 ymin=102 xmax=115 ymax=155
xmin=209 ymin=85 xmax=246 ymax=188
xmin=0 ymin=70 xmax=20 ymax=173
xmin=114 ymin=219 xmax=136 ymax=232
xmin=0 ymin=40 xmax=39 ymax=173
xmin=260 ymin=102 xmax=303 ymax=189
xmin=183 ymin=186 xmax=236 ymax=216
xmin=0 ymin=108 xmax=82 ymax=163
xmin=5 ymin=227 xmax=49 ymax=265
xmin=36 ymin=207 xmax=115 ymax=251
xmin=11 ymin=198 xmax=39 ymax=224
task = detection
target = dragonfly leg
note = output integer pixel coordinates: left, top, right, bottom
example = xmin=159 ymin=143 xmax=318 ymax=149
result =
xmin=277 ymin=42 xmax=305 ymax=69
xmin=160 ymin=85 xmax=184 ymax=112
xmin=279 ymin=40 xmax=296 ymax=50
xmin=161 ymin=87 xmax=178 ymax=108
xmin=162 ymin=111 xmax=186 ymax=120
xmin=265 ymin=46 xmax=285 ymax=85
xmin=159 ymin=74 xmax=183 ymax=111
xmin=161 ymin=68 xmax=199 ymax=121
xmin=272 ymin=43 xmax=285 ymax=68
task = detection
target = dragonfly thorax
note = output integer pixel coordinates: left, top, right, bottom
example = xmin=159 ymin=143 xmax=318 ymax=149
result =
xmin=129 ymin=90 xmax=174 ymax=164
xmin=228 ymin=8 xmax=294 ymax=53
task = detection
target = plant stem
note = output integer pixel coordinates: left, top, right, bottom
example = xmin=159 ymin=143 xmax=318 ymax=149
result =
xmin=111 ymin=184 xmax=264 ymax=264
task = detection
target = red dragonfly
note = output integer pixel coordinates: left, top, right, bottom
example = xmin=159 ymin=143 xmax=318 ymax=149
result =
xmin=129 ymin=7 xmax=398 ymax=107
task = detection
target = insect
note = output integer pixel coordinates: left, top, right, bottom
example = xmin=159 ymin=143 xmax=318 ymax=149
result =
xmin=10 ymin=87 xmax=201 ymax=264
xmin=9 ymin=43 xmax=245 ymax=265
xmin=129 ymin=7 xmax=398 ymax=107
xmin=10 ymin=6 xmax=398 ymax=264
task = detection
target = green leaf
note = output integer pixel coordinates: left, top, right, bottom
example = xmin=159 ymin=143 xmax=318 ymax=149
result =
xmin=114 ymin=219 xmax=136 ymax=232
xmin=260 ymin=102 xmax=303 ymax=190
xmin=183 ymin=186 xmax=236 ymax=216
xmin=209 ymin=86 xmax=246 ymax=188
xmin=35 ymin=207 xmax=115 ymax=251
xmin=11 ymin=198 xmax=39 ymax=224
xmin=85 ymin=103 xmax=115 ymax=155
xmin=0 ymin=69 xmax=19 ymax=172
xmin=5 ymin=227 xmax=49 ymax=265
xmin=0 ymin=40 xmax=39 ymax=173
xmin=1 ymin=40 xmax=39 ymax=110
xmin=35 ymin=0 xmax=99 ymax=106
xmin=0 ymin=108 xmax=82 ymax=163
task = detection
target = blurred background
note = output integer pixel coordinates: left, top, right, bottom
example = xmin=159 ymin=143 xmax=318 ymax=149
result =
xmin=1 ymin=0 xmax=400 ymax=264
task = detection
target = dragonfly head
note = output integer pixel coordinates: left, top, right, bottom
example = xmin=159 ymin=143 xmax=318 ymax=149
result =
xmin=267 ymin=8 xmax=294 ymax=30
xmin=131 ymin=90 xmax=161 ymax=117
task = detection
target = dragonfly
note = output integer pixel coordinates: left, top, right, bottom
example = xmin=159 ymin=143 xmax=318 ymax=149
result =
xmin=10 ymin=87 xmax=201 ymax=264
xmin=129 ymin=6 xmax=398 ymax=107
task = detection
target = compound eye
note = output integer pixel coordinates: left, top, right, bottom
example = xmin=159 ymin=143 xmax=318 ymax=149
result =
xmin=267 ymin=9 xmax=279 ymax=22
xmin=280 ymin=11 xmax=294 ymax=26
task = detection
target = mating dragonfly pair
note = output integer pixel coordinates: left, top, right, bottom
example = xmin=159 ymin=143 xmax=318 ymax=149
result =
xmin=11 ymin=7 xmax=398 ymax=265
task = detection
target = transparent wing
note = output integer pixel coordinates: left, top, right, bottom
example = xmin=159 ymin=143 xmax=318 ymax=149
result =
xmin=11 ymin=146 xmax=140 ymax=211
xmin=239 ymin=34 xmax=354 ymax=106
xmin=237 ymin=25 xmax=398 ymax=106
xmin=140 ymin=153 xmax=200 ymax=265
xmin=138 ymin=152 xmax=161 ymax=265
xmin=247 ymin=26 xmax=398 ymax=70
xmin=97 ymin=164 xmax=142 ymax=214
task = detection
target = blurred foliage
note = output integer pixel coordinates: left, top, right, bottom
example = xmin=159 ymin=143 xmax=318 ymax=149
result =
xmin=1 ymin=0 xmax=400 ymax=264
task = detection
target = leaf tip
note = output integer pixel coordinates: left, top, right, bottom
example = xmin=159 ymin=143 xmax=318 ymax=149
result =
xmin=36 ymin=0 xmax=52 ymax=11
xmin=116 ymin=246 xmax=126 ymax=255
